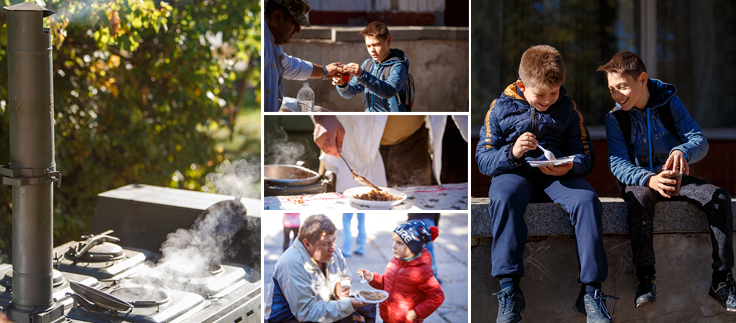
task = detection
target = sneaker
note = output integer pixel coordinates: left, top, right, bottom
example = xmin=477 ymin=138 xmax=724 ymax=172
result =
xmin=709 ymin=274 xmax=736 ymax=312
xmin=494 ymin=286 xmax=525 ymax=323
xmin=573 ymin=289 xmax=618 ymax=323
xmin=635 ymin=275 xmax=657 ymax=308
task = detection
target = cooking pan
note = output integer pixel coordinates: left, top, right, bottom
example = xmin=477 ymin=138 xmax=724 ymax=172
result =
xmin=69 ymin=280 xmax=133 ymax=312
xmin=264 ymin=165 xmax=320 ymax=186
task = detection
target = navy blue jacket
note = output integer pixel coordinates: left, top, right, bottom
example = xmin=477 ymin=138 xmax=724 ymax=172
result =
xmin=605 ymin=78 xmax=708 ymax=186
xmin=476 ymin=83 xmax=594 ymax=178
xmin=336 ymin=48 xmax=409 ymax=112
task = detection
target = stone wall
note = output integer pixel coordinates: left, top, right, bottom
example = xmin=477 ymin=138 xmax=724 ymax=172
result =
xmin=471 ymin=198 xmax=736 ymax=322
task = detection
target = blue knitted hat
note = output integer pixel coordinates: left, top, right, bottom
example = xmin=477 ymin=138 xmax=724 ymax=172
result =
xmin=393 ymin=220 xmax=439 ymax=255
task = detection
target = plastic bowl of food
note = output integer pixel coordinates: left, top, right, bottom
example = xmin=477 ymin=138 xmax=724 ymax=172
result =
xmin=343 ymin=187 xmax=407 ymax=208
xmin=353 ymin=289 xmax=389 ymax=304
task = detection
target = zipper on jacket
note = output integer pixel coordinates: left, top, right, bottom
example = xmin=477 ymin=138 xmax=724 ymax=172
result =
xmin=646 ymin=107 xmax=654 ymax=171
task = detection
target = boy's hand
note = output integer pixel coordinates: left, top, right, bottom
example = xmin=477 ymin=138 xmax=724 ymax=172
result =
xmin=539 ymin=163 xmax=573 ymax=176
xmin=357 ymin=269 xmax=373 ymax=281
xmin=325 ymin=62 xmax=343 ymax=79
xmin=663 ymin=150 xmax=689 ymax=175
xmin=344 ymin=63 xmax=363 ymax=78
xmin=512 ymin=132 xmax=537 ymax=159
xmin=332 ymin=75 xmax=347 ymax=86
xmin=313 ymin=115 xmax=345 ymax=158
xmin=646 ymin=170 xmax=678 ymax=198
xmin=407 ymin=310 xmax=417 ymax=321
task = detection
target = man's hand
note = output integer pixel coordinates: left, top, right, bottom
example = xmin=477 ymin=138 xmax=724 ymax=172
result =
xmin=334 ymin=282 xmax=351 ymax=300
xmin=663 ymin=150 xmax=689 ymax=175
xmin=313 ymin=115 xmax=345 ymax=158
xmin=645 ymin=170 xmax=678 ymax=198
xmin=539 ymin=163 xmax=573 ymax=176
xmin=332 ymin=75 xmax=347 ymax=86
xmin=357 ymin=269 xmax=373 ymax=281
xmin=325 ymin=62 xmax=343 ymax=79
xmin=407 ymin=310 xmax=417 ymax=322
xmin=512 ymin=132 xmax=537 ymax=159
xmin=350 ymin=298 xmax=367 ymax=309
xmin=343 ymin=63 xmax=363 ymax=78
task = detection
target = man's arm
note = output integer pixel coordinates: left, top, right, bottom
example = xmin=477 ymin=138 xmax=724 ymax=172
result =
xmin=313 ymin=115 xmax=345 ymax=158
xmin=278 ymin=257 xmax=356 ymax=322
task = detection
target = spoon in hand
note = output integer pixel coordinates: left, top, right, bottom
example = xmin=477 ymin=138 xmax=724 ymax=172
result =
xmin=536 ymin=143 xmax=556 ymax=160
xmin=359 ymin=272 xmax=368 ymax=284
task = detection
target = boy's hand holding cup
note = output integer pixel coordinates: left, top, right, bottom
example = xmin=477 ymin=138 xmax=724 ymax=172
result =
xmin=343 ymin=63 xmax=363 ymax=78
xmin=647 ymin=170 xmax=679 ymax=198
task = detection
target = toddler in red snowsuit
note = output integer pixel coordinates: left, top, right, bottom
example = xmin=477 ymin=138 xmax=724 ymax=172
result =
xmin=358 ymin=220 xmax=445 ymax=323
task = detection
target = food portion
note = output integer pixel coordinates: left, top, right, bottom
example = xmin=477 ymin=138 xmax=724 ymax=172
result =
xmin=354 ymin=189 xmax=401 ymax=201
xmin=359 ymin=290 xmax=386 ymax=301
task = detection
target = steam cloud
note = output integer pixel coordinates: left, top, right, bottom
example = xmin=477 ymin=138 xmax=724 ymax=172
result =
xmin=205 ymin=158 xmax=261 ymax=200
xmin=265 ymin=127 xmax=306 ymax=165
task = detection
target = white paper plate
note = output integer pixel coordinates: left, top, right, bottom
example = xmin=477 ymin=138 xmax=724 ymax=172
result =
xmin=353 ymin=289 xmax=389 ymax=304
xmin=527 ymin=156 xmax=575 ymax=168
xmin=343 ymin=187 xmax=407 ymax=208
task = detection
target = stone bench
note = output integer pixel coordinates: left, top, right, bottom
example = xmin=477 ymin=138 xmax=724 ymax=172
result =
xmin=471 ymin=197 xmax=736 ymax=237
xmin=471 ymin=197 xmax=736 ymax=322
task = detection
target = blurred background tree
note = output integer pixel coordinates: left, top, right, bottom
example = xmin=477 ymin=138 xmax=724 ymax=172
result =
xmin=0 ymin=0 xmax=261 ymax=262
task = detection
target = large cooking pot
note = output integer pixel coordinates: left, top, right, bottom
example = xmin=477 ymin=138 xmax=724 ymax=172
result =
xmin=264 ymin=165 xmax=321 ymax=187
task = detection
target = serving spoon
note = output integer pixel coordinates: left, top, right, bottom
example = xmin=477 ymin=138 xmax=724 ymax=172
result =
xmin=339 ymin=154 xmax=382 ymax=191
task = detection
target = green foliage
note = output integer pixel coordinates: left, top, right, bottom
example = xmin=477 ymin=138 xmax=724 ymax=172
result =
xmin=0 ymin=0 xmax=261 ymax=260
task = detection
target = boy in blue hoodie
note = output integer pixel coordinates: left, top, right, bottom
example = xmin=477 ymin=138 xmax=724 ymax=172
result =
xmin=598 ymin=51 xmax=735 ymax=312
xmin=476 ymin=45 xmax=613 ymax=323
xmin=333 ymin=21 xmax=410 ymax=112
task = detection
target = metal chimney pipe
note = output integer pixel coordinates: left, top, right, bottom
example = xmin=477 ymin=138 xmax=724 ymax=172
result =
xmin=1 ymin=2 xmax=63 ymax=322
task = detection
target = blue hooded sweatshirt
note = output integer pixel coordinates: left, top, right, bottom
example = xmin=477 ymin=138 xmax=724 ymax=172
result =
xmin=476 ymin=82 xmax=594 ymax=178
xmin=336 ymin=48 xmax=409 ymax=112
xmin=605 ymin=78 xmax=708 ymax=186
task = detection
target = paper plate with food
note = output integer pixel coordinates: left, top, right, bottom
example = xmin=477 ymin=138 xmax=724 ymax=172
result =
xmin=343 ymin=187 xmax=407 ymax=208
xmin=527 ymin=156 xmax=575 ymax=168
xmin=353 ymin=289 xmax=389 ymax=304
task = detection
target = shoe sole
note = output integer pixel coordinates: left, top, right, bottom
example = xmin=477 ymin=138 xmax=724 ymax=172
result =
xmin=708 ymin=291 xmax=736 ymax=313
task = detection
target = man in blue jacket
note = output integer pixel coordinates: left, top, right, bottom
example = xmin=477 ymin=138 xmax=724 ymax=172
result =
xmin=333 ymin=21 xmax=410 ymax=112
xmin=599 ymin=51 xmax=735 ymax=312
xmin=476 ymin=45 xmax=612 ymax=323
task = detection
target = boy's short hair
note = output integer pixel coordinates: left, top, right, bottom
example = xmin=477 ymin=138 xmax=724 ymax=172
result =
xmin=297 ymin=214 xmax=336 ymax=244
xmin=359 ymin=21 xmax=390 ymax=41
xmin=518 ymin=45 xmax=566 ymax=89
xmin=596 ymin=51 xmax=647 ymax=80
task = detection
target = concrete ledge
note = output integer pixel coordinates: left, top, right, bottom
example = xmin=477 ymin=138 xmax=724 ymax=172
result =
xmin=292 ymin=26 xmax=469 ymax=42
xmin=471 ymin=197 xmax=736 ymax=237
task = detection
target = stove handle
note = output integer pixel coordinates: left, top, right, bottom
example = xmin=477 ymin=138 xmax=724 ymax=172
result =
xmin=70 ymin=231 xmax=121 ymax=260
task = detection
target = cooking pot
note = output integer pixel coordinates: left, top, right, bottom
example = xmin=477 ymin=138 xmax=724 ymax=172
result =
xmin=264 ymin=165 xmax=321 ymax=186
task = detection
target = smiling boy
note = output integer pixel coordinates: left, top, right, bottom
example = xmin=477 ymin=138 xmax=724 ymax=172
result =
xmin=476 ymin=45 xmax=614 ymax=323
xmin=333 ymin=21 xmax=410 ymax=112
xmin=599 ymin=51 xmax=735 ymax=312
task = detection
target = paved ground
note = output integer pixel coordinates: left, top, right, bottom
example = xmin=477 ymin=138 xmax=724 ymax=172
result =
xmin=262 ymin=212 xmax=468 ymax=323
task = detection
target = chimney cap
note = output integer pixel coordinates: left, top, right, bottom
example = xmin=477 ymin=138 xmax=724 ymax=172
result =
xmin=4 ymin=2 xmax=55 ymax=17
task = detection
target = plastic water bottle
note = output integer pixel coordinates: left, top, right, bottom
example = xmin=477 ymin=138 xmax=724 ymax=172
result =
xmin=296 ymin=82 xmax=314 ymax=112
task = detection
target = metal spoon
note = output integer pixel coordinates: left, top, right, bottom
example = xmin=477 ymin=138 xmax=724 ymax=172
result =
xmin=536 ymin=143 xmax=556 ymax=160
xmin=339 ymin=154 xmax=382 ymax=191
xmin=359 ymin=272 xmax=368 ymax=284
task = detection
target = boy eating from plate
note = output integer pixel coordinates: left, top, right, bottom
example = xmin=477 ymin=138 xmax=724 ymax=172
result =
xmin=358 ymin=220 xmax=444 ymax=323
xmin=476 ymin=45 xmax=613 ymax=323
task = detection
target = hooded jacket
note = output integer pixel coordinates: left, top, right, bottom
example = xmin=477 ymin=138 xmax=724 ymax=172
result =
xmin=368 ymin=249 xmax=444 ymax=323
xmin=475 ymin=83 xmax=594 ymax=178
xmin=605 ymin=78 xmax=708 ymax=186
xmin=336 ymin=48 xmax=410 ymax=112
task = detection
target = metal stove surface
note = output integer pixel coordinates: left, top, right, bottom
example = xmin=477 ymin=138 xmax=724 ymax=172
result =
xmin=125 ymin=263 xmax=252 ymax=298
xmin=0 ymin=264 xmax=102 ymax=310
xmin=66 ymin=284 xmax=209 ymax=323
xmin=54 ymin=241 xmax=153 ymax=280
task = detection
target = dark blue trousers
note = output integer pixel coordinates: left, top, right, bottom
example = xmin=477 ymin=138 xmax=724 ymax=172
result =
xmin=488 ymin=173 xmax=608 ymax=284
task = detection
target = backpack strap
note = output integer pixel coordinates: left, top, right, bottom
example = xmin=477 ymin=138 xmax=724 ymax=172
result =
xmin=612 ymin=110 xmax=635 ymax=163
xmin=656 ymin=104 xmax=682 ymax=143
xmin=364 ymin=58 xmax=408 ymax=111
